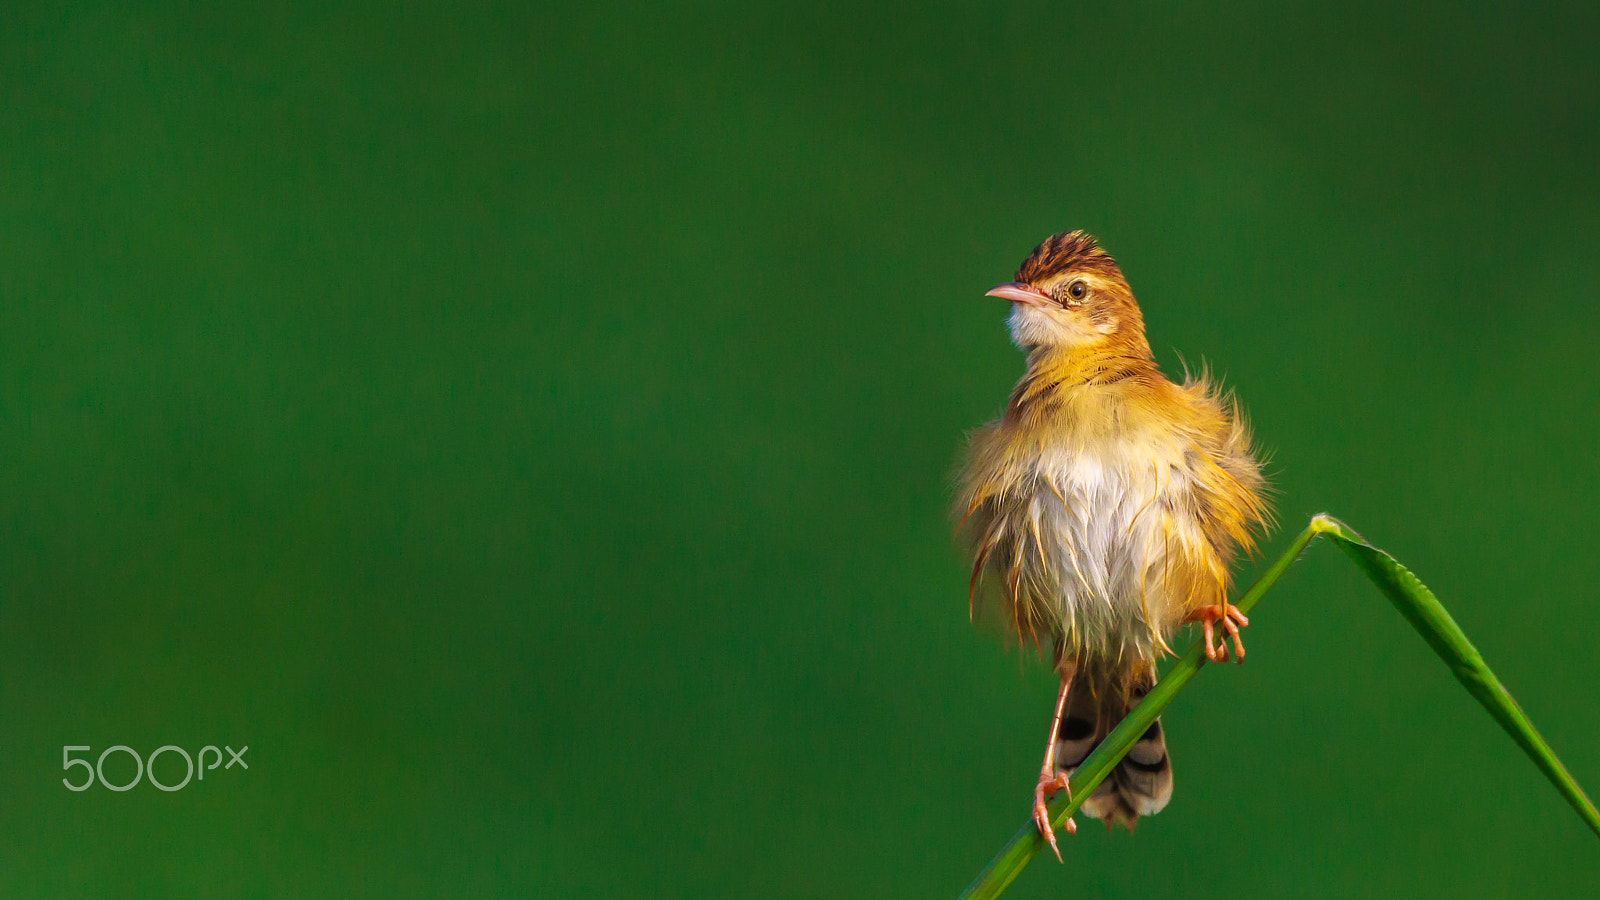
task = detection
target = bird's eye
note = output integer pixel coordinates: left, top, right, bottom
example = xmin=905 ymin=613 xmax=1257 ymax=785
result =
xmin=1064 ymin=280 xmax=1088 ymax=303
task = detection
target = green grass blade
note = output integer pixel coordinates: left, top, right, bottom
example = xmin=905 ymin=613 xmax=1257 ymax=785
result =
xmin=959 ymin=514 xmax=1599 ymax=900
xmin=957 ymin=520 xmax=1325 ymax=900
xmin=1313 ymin=514 xmax=1600 ymax=839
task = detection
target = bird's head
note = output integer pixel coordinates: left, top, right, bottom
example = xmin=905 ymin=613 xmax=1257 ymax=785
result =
xmin=987 ymin=231 xmax=1149 ymax=355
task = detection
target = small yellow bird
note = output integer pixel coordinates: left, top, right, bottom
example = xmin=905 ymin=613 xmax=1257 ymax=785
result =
xmin=957 ymin=232 xmax=1271 ymax=858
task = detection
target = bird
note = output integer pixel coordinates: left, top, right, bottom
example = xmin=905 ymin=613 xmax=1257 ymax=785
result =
xmin=956 ymin=231 xmax=1271 ymax=859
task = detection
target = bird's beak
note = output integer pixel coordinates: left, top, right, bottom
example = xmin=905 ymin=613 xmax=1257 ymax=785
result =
xmin=985 ymin=282 xmax=1052 ymax=307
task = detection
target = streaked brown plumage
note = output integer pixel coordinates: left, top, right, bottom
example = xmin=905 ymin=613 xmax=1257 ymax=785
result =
xmin=957 ymin=232 xmax=1271 ymax=853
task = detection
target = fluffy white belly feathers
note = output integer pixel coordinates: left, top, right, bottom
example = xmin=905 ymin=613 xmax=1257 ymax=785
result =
xmin=965 ymin=433 xmax=1212 ymax=667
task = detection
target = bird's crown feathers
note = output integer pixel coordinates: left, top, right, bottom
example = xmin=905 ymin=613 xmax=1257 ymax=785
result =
xmin=1015 ymin=231 xmax=1124 ymax=285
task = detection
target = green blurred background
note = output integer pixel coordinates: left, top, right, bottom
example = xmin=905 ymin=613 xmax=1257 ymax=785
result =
xmin=2 ymin=1 xmax=1597 ymax=896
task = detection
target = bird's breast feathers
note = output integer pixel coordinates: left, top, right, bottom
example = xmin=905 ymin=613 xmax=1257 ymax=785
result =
xmin=962 ymin=431 xmax=1227 ymax=663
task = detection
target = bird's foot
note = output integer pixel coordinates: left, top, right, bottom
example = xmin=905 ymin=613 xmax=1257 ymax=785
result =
xmin=1032 ymin=769 xmax=1076 ymax=861
xmin=1187 ymin=603 xmax=1249 ymax=662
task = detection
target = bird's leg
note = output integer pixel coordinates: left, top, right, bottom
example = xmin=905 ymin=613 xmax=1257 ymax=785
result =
xmin=1186 ymin=603 xmax=1250 ymax=662
xmin=1032 ymin=659 xmax=1078 ymax=862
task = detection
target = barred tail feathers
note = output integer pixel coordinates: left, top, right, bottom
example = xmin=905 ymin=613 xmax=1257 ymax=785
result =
xmin=1055 ymin=670 xmax=1172 ymax=831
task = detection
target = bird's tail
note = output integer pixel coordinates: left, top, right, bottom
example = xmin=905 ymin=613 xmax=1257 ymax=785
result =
xmin=1055 ymin=669 xmax=1173 ymax=831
